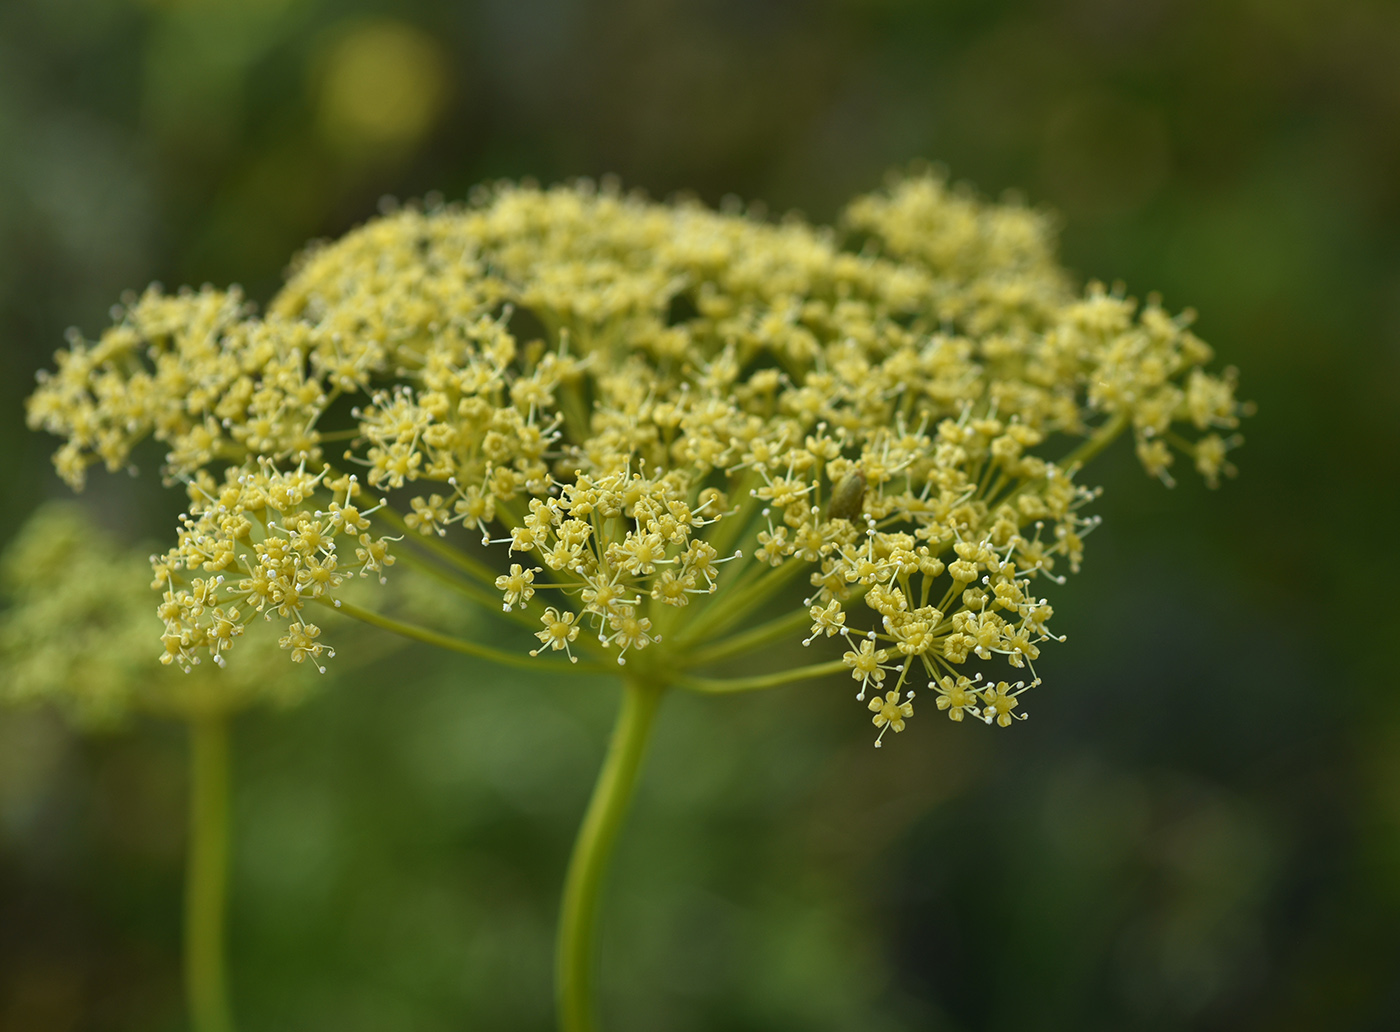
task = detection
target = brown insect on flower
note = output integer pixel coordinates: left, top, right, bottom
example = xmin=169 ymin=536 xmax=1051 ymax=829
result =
xmin=827 ymin=468 xmax=867 ymax=521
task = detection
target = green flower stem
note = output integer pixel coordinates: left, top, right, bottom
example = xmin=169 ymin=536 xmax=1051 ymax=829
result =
xmin=321 ymin=597 xmax=601 ymax=674
xmin=557 ymin=374 xmax=594 ymax=446
xmin=676 ymin=555 xmax=810 ymax=649
xmin=557 ymin=676 xmax=665 ymax=1032
xmin=683 ymin=606 xmax=815 ymax=667
xmin=703 ymin=469 xmax=764 ymax=560
xmin=675 ymin=658 xmax=848 ymax=694
xmin=369 ymin=509 xmax=606 ymax=660
xmin=992 ymin=410 xmax=1130 ymax=513
xmin=386 ymin=542 xmax=528 ymax=619
xmin=186 ymin=713 xmax=233 ymax=1032
xmin=375 ymin=496 xmax=579 ymax=641
xmin=1063 ymin=410 xmax=1131 ymax=471
xmin=371 ymin=505 xmax=508 ymax=588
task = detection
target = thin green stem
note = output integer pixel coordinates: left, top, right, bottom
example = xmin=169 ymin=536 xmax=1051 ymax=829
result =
xmin=683 ymin=606 xmax=814 ymax=667
xmin=186 ymin=714 xmax=233 ymax=1032
xmin=994 ymin=410 xmax=1131 ymax=514
xmin=676 ymin=556 xmax=810 ymax=649
xmin=1062 ymin=410 xmax=1131 ymax=471
xmin=704 ymin=469 xmax=764 ymax=560
xmin=320 ymin=597 xmax=602 ymax=674
xmin=372 ymin=505 xmax=505 ymax=589
xmin=556 ymin=676 xmax=665 ymax=1032
xmin=676 ymin=658 xmax=848 ymax=694
xmin=388 ymin=543 xmax=530 ymax=622
xmin=684 ymin=579 xmax=876 ymax=668
xmin=374 ymin=505 xmax=608 ymax=660
xmin=558 ymin=376 xmax=594 ymax=447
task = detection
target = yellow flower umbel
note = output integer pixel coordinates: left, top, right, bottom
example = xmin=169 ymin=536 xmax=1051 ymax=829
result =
xmin=27 ymin=173 xmax=1244 ymax=729
xmin=26 ymin=170 xmax=1246 ymax=1032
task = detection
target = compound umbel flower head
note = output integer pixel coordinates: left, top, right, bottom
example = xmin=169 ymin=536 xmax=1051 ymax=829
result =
xmin=27 ymin=171 xmax=1246 ymax=743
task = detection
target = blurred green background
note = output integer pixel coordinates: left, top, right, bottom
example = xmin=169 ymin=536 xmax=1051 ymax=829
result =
xmin=2 ymin=0 xmax=1399 ymax=1029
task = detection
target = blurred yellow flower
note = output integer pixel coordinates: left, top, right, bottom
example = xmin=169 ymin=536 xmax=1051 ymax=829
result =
xmin=314 ymin=19 xmax=449 ymax=152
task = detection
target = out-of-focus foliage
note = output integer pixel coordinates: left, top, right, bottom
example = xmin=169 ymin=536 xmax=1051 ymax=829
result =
xmin=1 ymin=1 xmax=1397 ymax=1031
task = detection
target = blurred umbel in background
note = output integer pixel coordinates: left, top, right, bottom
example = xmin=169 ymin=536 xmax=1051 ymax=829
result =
xmin=0 ymin=2 xmax=1397 ymax=1031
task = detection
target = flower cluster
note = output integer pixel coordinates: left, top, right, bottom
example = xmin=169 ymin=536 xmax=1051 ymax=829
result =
xmin=150 ymin=462 xmax=400 ymax=673
xmin=0 ymin=504 xmax=324 ymax=724
xmin=27 ymin=171 xmax=1246 ymax=742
